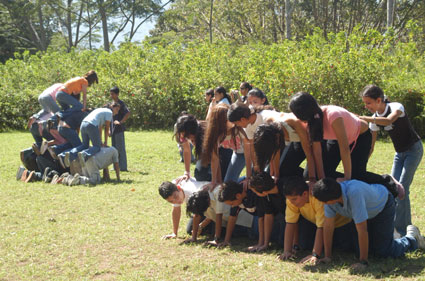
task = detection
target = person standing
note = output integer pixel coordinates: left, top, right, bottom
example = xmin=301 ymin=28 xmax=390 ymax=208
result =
xmin=359 ymin=85 xmax=423 ymax=236
xmin=109 ymin=86 xmax=131 ymax=171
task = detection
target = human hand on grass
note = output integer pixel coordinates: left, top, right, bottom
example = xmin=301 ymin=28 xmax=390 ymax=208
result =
xmin=182 ymin=237 xmax=197 ymax=244
xmin=300 ymin=255 xmax=319 ymax=265
xmin=319 ymin=257 xmax=332 ymax=264
xmin=278 ymin=251 xmax=294 ymax=260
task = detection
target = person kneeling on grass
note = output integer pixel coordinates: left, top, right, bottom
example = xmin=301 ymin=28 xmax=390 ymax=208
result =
xmin=312 ymin=178 xmax=425 ymax=270
xmin=184 ymin=185 xmax=253 ymax=244
xmin=159 ymin=179 xmax=209 ymax=239
xmin=279 ymin=176 xmax=354 ymax=265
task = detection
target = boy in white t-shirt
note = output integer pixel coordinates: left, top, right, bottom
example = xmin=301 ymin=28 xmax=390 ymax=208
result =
xmin=159 ymin=178 xmax=209 ymax=239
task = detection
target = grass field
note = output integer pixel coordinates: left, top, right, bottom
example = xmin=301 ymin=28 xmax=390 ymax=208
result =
xmin=0 ymin=131 xmax=424 ymax=281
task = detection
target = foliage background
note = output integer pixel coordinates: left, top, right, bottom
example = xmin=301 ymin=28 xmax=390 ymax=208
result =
xmin=1 ymin=27 xmax=425 ymax=135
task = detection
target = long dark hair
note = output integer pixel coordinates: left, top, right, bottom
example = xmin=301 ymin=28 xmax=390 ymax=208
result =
xmin=215 ymin=86 xmax=231 ymax=104
xmin=174 ymin=113 xmax=205 ymax=159
xmin=360 ymin=85 xmax=389 ymax=103
xmin=248 ymin=88 xmax=269 ymax=105
xmin=289 ymin=92 xmax=323 ymax=142
xmin=253 ymin=122 xmax=285 ymax=171
xmin=202 ymin=104 xmax=240 ymax=165
xmin=227 ymin=103 xmax=274 ymax=123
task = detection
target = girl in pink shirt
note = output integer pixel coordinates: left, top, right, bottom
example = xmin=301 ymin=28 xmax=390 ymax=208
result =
xmin=289 ymin=92 xmax=376 ymax=183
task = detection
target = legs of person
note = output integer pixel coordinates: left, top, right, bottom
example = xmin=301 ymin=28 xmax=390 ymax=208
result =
xmin=39 ymin=94 xmax=60 ymax=115
xmin=111 ymin=132 xmax=128 ymax=171
xmin=322 ymin=140 xmax=341 ymax=179
xmin=279 ymin=142 xmax=306 ymax=178
xmin=55 ymin=91 xmax=83 ymax=119
xmin=393 ymin=140 xmax=423 ymax=236
xmin=68 ymin=124 xmax=90 ymax=160
xmin=224 ymin=152 xmax=245 ymax=182
xmin=368 ymin=194 xmax=417 ymax=258
xmin=219 ymin=147 xmax=233 ymax=182
xmin=81 ymin=123 xmax=101 ymax=159
xmin=59 ymin=126 xmax=82 ymax=148
xmin=30 ymin=123 xmax=43 ymax=147
xmin=350 ymin=130 xmax=371 ymax=180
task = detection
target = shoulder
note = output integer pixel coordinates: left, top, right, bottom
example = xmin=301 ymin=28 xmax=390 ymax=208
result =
xmin=388 ymin=102 xmax=405 ymax=114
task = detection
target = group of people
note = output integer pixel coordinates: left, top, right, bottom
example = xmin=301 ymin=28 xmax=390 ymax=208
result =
xmin=17 ymin=70 xmax=130 ymax=186
xmin=160 ymin=83 xmax=424 ymax=270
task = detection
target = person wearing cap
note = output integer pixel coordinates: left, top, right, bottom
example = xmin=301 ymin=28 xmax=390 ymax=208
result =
xmin=109 ymin=86 xmax=131 ymax=171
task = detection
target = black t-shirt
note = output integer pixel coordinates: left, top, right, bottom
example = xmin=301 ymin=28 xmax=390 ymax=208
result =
xmin=112 ymin=99 xmax=130 ymax=135
xmin=230 ymin=189 xmax=258 ymax=217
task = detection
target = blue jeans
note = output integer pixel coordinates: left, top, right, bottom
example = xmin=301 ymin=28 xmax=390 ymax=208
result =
xmin=56 ymin=91 xmax=83 ymax=119
xmin=224 ymin=152 xmax=245 ymax=182
xmin=69 ymin=122 xmax=101 ymax=161
xmin=112 ymin=132 xmax=127 ymax=171
xmin=392 ymin=140 xmax=423 ymax=236
xmin=34 ymin=94 xmax=60 ymax=120
xmin=58 ymin=126 xmax=82 ymax=147
xmin=365 ymin=194 xmax=417 ymax=258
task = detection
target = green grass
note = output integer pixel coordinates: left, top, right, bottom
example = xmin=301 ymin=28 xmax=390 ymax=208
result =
xmin=0 ymin=131 xmax=424 ymax=280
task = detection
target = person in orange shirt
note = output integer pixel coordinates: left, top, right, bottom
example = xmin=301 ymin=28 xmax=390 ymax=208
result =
xmin=56 ymin=70 xmax=98 ymax=119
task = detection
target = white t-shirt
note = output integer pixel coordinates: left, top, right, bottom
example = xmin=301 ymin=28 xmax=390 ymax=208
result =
xmin=204 ymin=187 xmax=254 ymax=228
xmin=244 ymin=110 xmax=281 ymax=139
xmin=369 ymin=102 xmax=405 ymax=132
xmin=172 ymin=178 xmax=209 ymax=207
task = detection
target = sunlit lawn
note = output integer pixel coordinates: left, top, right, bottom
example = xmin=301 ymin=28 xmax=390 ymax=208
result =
xmin=0 ymin=131 xmax=424 ymax=280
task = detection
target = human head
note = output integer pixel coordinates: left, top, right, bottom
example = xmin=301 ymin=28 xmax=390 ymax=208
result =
xmin=205 ymin=88 xmax=214 ymax=103
xmin=158 ymin=181 xmax=184 ymax=204
xmin=110 ymin=102 xmax=121 ymax=115
xmin=229 ymin=89 xmax=240 ymax=104
xmin=360 ymin=85 xmax=387 ymax=113
xmin=174 ymin=113 xmax=204 ymax=159
xmin=312 ymin=178 xmax=342 ymax=204
xmin=248 ymin=88 xmax=269 ymax=106
xmin=227 ymin=103 xmax=252 ymax=127
xmin=186 ymin=189 xmax=210 ymax=216
xmin=218 ymin=181 xmax=245 ymax=207
xmin=253 ymin=123 xmax=285 ymax=171
xmin=84 ymin=70 xmax=98 ymax=86
xmin=110 ymin=86 xmax=119 ymax=99
xmin=282 ymin=176 xmax=310 ymax=208
xmin=214 ymin=86 xmax=230 ymax=103
xmin=289 ymin=92 xmax=323 ymax=142
xmin=249 ymin=172 xmax=275 ymax=193
xmin=239 ymin=82 xmax=252 ymax=97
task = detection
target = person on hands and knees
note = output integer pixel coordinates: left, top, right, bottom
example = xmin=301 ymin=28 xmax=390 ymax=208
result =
xmin=312 ymin=178 xmax=425 ymax=270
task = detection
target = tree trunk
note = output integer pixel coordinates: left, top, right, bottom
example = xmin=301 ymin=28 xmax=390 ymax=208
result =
xmin=285 ymin=0 xmax=294 ymax=40
xmin=98 ymin=0 xmax=110 ymax=52
xmin=209 ymin=0 xmax=214 ymax=43
xmin=387 ymin=0 xmax=395 ymax=29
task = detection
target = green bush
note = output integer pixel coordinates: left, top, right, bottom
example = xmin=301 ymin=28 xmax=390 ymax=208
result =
xmin=1 ymin=28 xmax=425 ymax=136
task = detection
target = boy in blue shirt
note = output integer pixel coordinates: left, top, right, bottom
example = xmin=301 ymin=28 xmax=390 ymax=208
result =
xmin=312 ymin=178 xmax=425 ymax=270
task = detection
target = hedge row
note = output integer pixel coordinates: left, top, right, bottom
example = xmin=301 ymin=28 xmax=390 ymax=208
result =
xmin=1 ymin=28 xmax=425 ymax=136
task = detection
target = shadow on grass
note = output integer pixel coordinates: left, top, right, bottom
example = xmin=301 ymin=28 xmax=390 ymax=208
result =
xmin=302 ymin=251 xmax=425 ymax=278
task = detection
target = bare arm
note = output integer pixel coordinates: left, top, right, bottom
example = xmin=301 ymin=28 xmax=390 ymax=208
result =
xmin=113 ymin=162 xmax=120 ymax=181
xmin=121 ymin=111 xmax=131 ymax=123
xmin=104 ymin=121 xmax=110 ymax=146
xmin=323 ymin=217 xmax=335 ymax=259
xmin=282 ymin=223 xmax=296 ymax=258
xmin=214 ymin=214 xmax=223 ymax=240
xmin=270 ymin=150 xmax=280 ymax=179
xmin=360 ymin=110 xmax=402 ymax=126
xmin=182 ymin=141 xmax=192 ymax=176
xmin=312 ymin=227 xmax=324 ymax=256
xmin=243 ymin=137 xmax=253 ymax=178
xmin=355 ymin=221 xmax=369 ymax=262
xmin=172 ymin=206 xmax=181 ymax=236
xmin=82 ymin=84 xmax=88 ymax=110
xmin=210 ymin=150 xmax=221 ymax=185
xmin=222 ymin=215 xmax=237 ymax=245
xmin=290 ymin=119 xmax=317 ymax=179
xmin=331 ymin=117 xmax=351 ymax=180
xmin=369 ymin=130 xmax=377 ymax=158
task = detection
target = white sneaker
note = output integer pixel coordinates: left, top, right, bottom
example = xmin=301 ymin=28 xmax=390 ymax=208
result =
xmin=406 ymin=225 xmax=425 ymax=249
xmin=16 ymin=166 xmax=25 ymax=180
xmin=64 ymin=152 xmax=71 ymax=168
xmin=78 ymin=152 xmax=86 ymax=168
xmin=69 ymin=173 xmax=80 ymax=186
xmin=40 ymin=140 xmax=49 ymax=155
